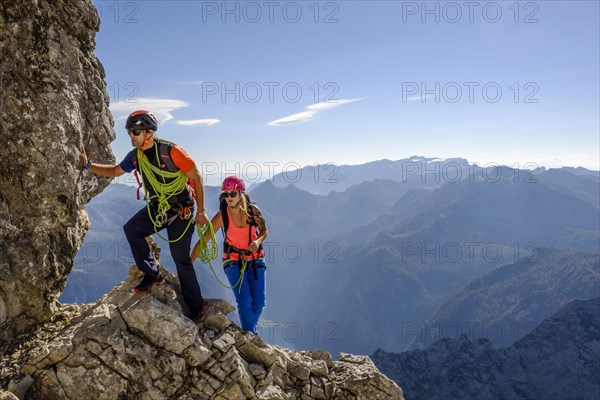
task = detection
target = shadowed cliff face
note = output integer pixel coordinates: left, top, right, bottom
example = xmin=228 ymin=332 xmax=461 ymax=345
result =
xmin=0 ymin=0 xmax=115 ymax=340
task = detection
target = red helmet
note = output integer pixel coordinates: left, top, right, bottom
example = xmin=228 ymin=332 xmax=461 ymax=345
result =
xmin=222 ymin=176 xmax=246 ymax=192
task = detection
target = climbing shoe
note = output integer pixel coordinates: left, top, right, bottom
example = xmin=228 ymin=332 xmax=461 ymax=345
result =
xmin=134 ymin=272 xmax=165 ymax=294
xmin=191 ymin=301 xmax=209 ymax=324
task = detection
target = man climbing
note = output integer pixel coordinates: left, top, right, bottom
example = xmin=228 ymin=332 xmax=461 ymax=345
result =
xmin=81 ymin=110 xmax=210 ymax=323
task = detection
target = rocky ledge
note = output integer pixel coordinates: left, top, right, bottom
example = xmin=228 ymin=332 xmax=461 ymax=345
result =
xmin=0 ymin=267 xmax=403 ymax=400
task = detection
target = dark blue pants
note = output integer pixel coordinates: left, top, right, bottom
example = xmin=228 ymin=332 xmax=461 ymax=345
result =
xmin=123 ymin=206 xmax=204 ymax=314
xmin=224 ymin=258 xmax=266 ymax=334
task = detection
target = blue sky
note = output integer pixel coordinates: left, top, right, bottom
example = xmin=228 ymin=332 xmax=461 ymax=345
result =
xmin=94 ymin=0 xmax=599 ymax=185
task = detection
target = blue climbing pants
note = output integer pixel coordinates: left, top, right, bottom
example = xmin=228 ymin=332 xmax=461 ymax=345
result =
xmin=224 ymin=258 xmax=267 ymax=334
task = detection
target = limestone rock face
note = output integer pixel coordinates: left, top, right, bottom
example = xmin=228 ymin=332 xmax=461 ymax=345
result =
xmin=1 ymin=268 xmax=404 ymax=400
xmin=0 ymin=1 xmax=114 ymax=339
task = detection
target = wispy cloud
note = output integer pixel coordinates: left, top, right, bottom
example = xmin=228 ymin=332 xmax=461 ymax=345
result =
xmin=176 ymin=119 xmax=220 ymax=127
xmin=110 ymin=98 xmax=189 ymax=125
xmin=267 ymin=111 xmax=316 ymax=126
xmin=404 ymin=94 xmax=434 ymax=102
xmin=268 ymin=98 xmax=361 ymax=126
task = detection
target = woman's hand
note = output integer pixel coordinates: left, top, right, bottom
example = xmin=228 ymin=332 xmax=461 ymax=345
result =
xmin=248 ymin=240 xmax=261 ymax=253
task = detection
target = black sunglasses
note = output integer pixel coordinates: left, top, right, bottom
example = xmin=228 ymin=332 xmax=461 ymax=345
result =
xmin=128 ymin=129 xmax=145 ymax=136
xmin=221 ymin=191 xmax=239 ymax=198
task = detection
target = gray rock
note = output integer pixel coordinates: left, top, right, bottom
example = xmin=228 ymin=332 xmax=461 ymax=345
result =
xmin=208 ymin=363 xmax=228 ymax=381
xmin=304 ymin=349 xmax=334 ymax=369
xmin=203 ymin=311 xmax=233 ymax=331
xmin=207 ymin=299 xmax=236 ymax=315
xmin=308 ymin=360 xmax=329 ymax=378
xmin=214 ymin=383 xmax=245 ymax=400
xmin=0 ymin=0 xmax=115 ymax=340
xmin=289 ymin=365 xmax=310 ymax=381
xmin=183 ymin=338 xmax=213 ymax=367
xmin=249 ymin=363 xmax=267 ymax=379
xmin=310 ymin=383 xmax=327 ymax=400
xmin=120 ymin=294 xmax=198 ymax=355
xmin=256 ymin=385 xmax=289 ymax=400
xmin=238 ymin=342 xmax=277 ymax=367
xmin=0 ymin=257 xmax=402 ymax=399
xmin=333 ymin=354 xmax=403 ymax=399
xmin=0 ymin=391 xmax=19 ymax=400
xmin=213 ymin=333 xmax=236 ymax=353
xmin=56 ymin=359 xmax=129 ymax=400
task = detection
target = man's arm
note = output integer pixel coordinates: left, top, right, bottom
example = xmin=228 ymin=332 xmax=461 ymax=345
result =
xmin=89 ymin=163 xmax=126 ymax=177
xmin=185 ymin=166 xmax=209 ymax=227
xmin=81 ymin=145 xmax=125 ymax=177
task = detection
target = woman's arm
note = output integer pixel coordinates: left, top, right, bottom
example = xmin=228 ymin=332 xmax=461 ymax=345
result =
xmin=248 ymin=204 xmax=268 ymax=252
xmin=205 ymin=211 xmax=223 ymax=242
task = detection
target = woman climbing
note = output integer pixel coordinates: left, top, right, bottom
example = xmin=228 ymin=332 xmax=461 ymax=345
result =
xmin=206 ymin=176 xmax=269 ymax=335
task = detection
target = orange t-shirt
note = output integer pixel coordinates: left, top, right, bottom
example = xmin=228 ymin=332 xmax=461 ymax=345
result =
xmin=170 ymin=145 xmax=195 ymax=174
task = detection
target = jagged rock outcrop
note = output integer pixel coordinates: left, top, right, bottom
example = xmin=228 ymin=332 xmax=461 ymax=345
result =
xmin=0 ymin=1 xmax=114 ymax=339
xmin=372 ymin=298 xmax=600 ymax=400
xmin=1 ymin=267 xmax=403 ymax=400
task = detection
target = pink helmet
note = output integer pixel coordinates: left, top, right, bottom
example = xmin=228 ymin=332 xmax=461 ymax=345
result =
xmin=222 ymin=176 xmax=246 ymax=192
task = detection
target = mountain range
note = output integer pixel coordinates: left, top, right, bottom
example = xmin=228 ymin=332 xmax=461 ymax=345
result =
xmin=285 ymin=163 xmax=599 ymax=355
xmin=372 ymin=297 xmax=600 ymax=400
xmin=264 ymin=156 xmax=474 ymax=195
xmin=408 ymin=247 xmax=600 ymax=350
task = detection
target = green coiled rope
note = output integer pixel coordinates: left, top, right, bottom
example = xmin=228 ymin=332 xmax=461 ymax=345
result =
xmin=191 ymin=220 xmax=246 ymax=293
xmin=137 ymin=145 xmax=193 ymax=243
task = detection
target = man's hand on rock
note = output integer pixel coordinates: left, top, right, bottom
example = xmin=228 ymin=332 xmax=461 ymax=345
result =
xmin=80 ymin=145 xmax=89 ymax=168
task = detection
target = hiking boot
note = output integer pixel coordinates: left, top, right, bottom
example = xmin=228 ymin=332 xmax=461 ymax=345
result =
xmin=134 ymin=272 xmax=165 ymax=294
xmin=190 ymin=301 xmax=209 ymax=324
